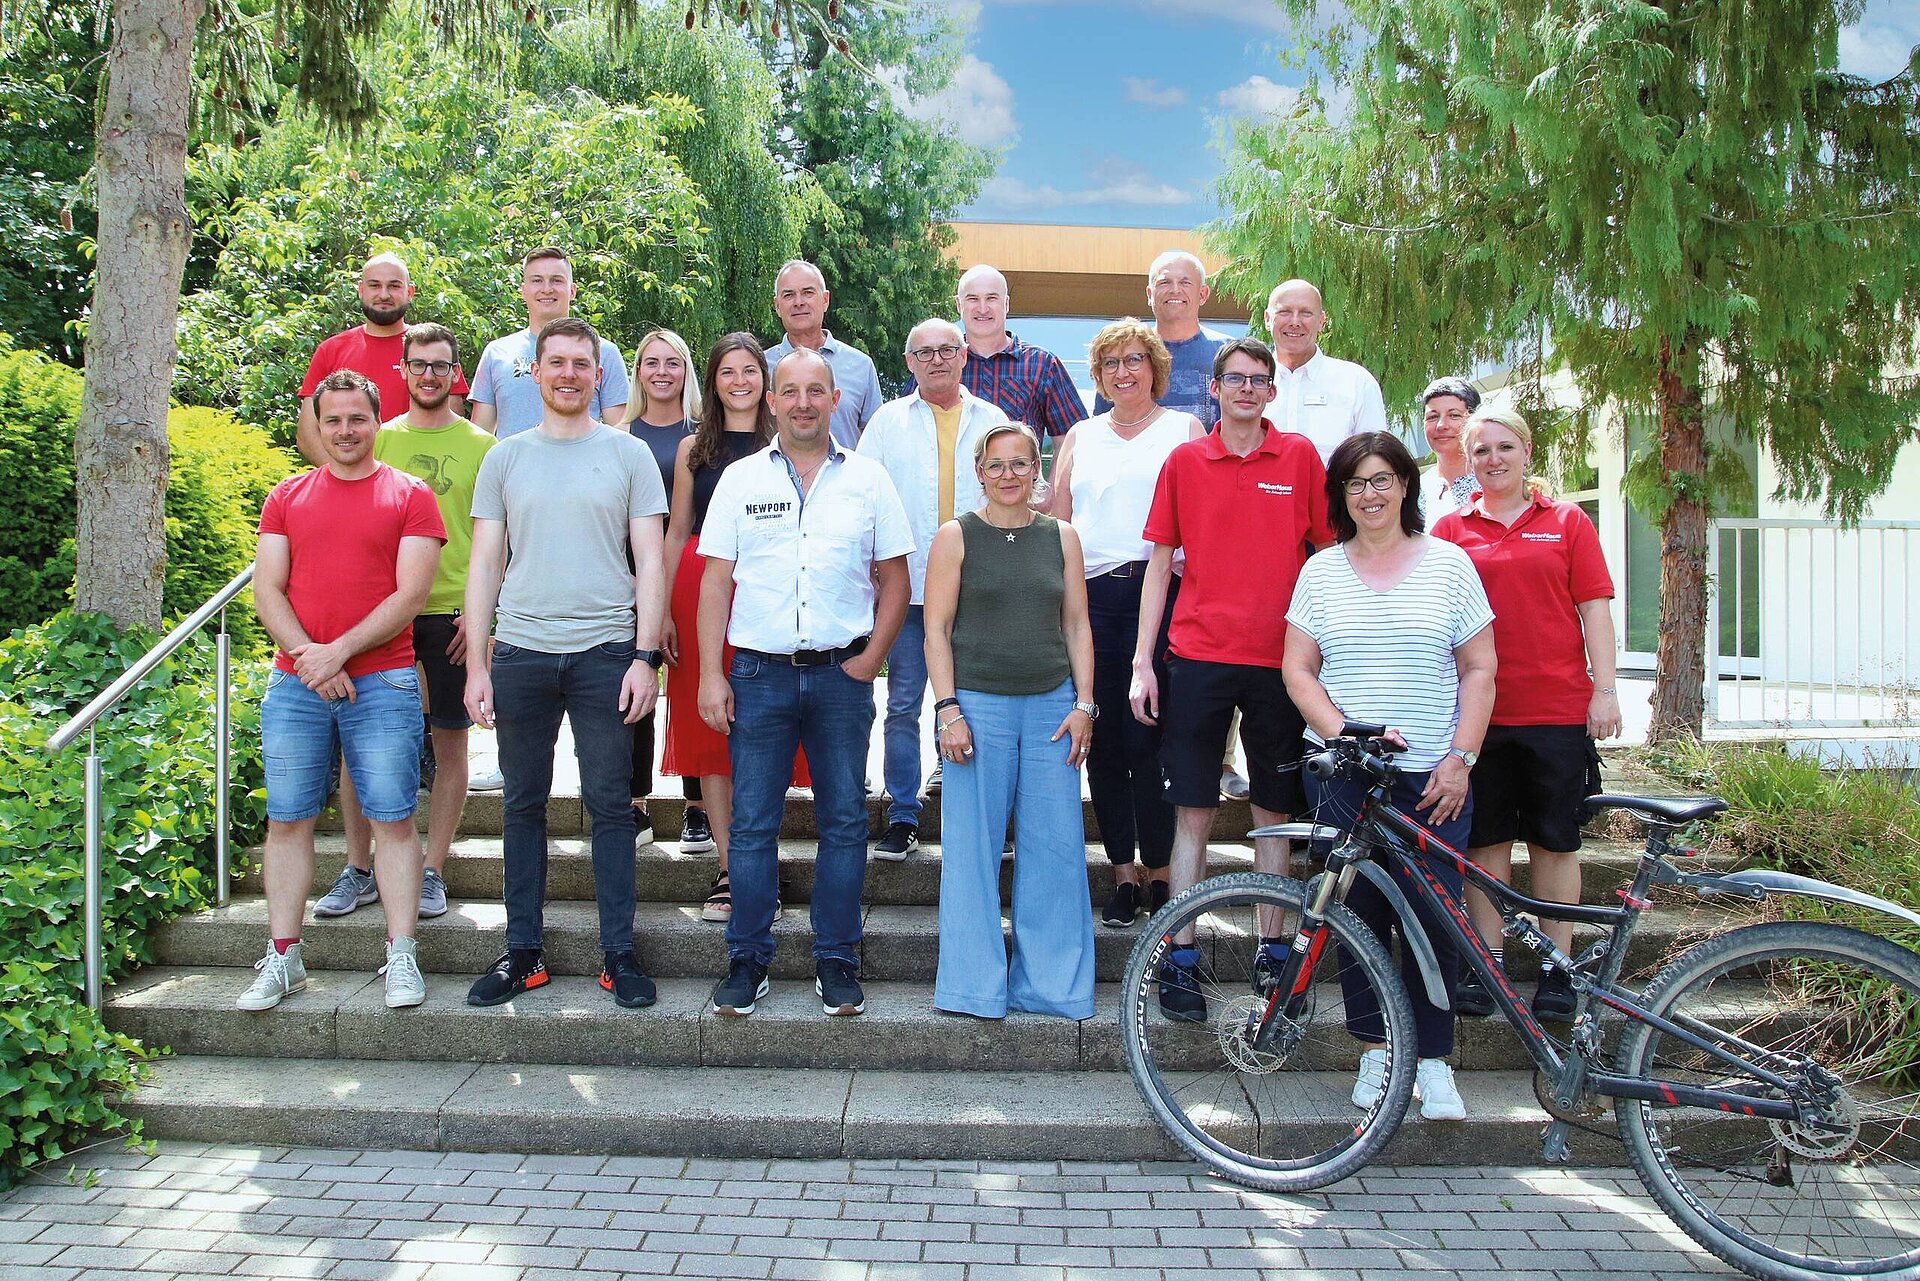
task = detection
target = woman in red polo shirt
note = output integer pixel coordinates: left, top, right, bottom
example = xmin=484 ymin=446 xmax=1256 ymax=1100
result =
xmin=1432 ymin=406 xmax=1621 ymax=1021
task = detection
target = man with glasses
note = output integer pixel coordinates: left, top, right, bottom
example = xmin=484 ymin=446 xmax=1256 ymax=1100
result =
xmin=1128 ymin=337 xmax=1332 ymax=1023
xmin=1261 ymin=278 xmax=1388 ymax=462
xmin=856 ymin=319 xmax=1007 ymax=858
xmin=469 ymin=247 xmax=630 ymax=439
xmin=765 ymin=260 xmax=884 ymax=449
xmin=1094 ymin=250 xmax=1233 ymax=425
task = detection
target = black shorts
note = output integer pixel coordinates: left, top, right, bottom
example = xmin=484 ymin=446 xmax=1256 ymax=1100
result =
xmin=1467 ymin=723 xmax=1601 ymax=851
xmin=1159 ymin=655 xmax=1307 ymax=813
xmin=412 ymin=614 xmax=473 ymax=731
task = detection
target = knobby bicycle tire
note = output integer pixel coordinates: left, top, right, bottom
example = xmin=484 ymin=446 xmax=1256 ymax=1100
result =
xmin=1614 ymin=919 xmax=1920 ymax=1281
xmin=1120 ymin=871 xmax=1419 ymax=1191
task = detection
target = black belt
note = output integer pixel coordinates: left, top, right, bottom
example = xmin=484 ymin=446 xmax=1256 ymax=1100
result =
xmin=740 ymin=636 xmax=870 ymax=667
xmin=1097 ymin=561 xmax=1151 ymax=579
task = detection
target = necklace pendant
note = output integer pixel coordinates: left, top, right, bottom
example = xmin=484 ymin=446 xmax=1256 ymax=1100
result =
xmin=1006 ymin=531 xmax=1017 ymax=542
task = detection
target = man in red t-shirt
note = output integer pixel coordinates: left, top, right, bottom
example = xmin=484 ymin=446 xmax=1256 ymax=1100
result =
xmin=1129 ymin=336 xmax=1333 ymax=1022
xmin=294 ymin=253 xmax=470 ymax=463
xmin=243 ymin=370 xmax=446 ymax=1014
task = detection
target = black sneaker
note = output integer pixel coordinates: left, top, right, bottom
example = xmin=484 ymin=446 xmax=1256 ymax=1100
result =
xmin=873 ymin=821 xmax=918 ymax=862
xmin=1455 ymin=966 xmax=1497 ymax=1018
xmin=632 ymin=803 xmax=654 ymax=847
xmin=600 ymin=951 xmax=657 ymax=1009
xmin=1148 ymin=879 xmax=1171 ymax=915
xmin=816 ymin=957 xmax=866 ymax=1016
xmin=924 ymin=760 xmax=942 ymax=795
xmin=711 ymin=956 xmax=769 ymax=1016
xmin=1101 ymin=881 xmax=1142 ymax=928
xmin=1532 ymin=967 xmax=1578 ymax=1020
xmin=467 ymin=949 xmax=549 ymax=1007
xmin=1157 ymin=955 xmax=1207 ymax=1024
xmin=679 ymin=805 xmax=716 ymax=854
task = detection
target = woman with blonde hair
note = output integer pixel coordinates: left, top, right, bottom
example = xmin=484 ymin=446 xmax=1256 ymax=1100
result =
xmin=1433 ymin=405 xmax=1619 ymax=1021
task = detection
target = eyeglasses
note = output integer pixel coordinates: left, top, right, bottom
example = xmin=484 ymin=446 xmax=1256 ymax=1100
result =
xmin=908 ymin=344 xmax=963 ymax=363
xmin=1342 ymin=473 xmax=1402 ymax=496
xmin=1218 ymin=373 xmax=1274 ymax=390
xmin=980 ymin=457 xmax=1037 ymax=478
xmin=1099 ymin=353 xmax=1150 ymax=373
xmin=403 ymin=359 xmax=458 ymax=377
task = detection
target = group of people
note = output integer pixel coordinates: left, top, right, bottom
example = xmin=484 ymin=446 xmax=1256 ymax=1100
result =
xmin=241 ymin=245 xmax=1621 ymax=1123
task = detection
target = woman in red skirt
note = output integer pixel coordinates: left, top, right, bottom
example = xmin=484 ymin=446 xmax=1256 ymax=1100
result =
xmin=661 ymin=333 xmax=809 ymax=921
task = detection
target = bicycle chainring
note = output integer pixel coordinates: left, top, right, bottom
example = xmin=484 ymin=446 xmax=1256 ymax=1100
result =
xmin=1532 ymin=1069 xmax=1615 ymax=1132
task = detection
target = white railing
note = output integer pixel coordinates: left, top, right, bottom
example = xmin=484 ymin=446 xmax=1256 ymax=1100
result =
xmin=1705 ymin=519 xmax=1920 ymax=729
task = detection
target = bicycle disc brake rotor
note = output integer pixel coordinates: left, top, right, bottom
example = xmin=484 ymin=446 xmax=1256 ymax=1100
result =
xmin=1220 ymin=994 xmax=1299 ymax=1072
xmin=1770 ymin=1088 xmax=1861 ymax=1160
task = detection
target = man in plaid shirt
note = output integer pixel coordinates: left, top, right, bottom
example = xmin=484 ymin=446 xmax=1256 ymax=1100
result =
xmin=952 ymin=264 xmax=1086 ymax=443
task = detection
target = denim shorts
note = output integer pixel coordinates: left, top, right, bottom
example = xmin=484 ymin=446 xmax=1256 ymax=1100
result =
xmin=262 ymin=666 xmax=424 ymax=822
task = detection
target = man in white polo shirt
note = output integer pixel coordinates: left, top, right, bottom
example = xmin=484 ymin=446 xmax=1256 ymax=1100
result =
xmin=697 ymin=348 xmax=913 ymax=1019
xmin=1261 ymin=278 xmax=1389 ymax=462
xmin=857 ymin=318 xmax=1007 ymax=858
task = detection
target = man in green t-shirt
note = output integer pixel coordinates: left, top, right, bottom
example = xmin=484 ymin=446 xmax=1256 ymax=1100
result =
xmin=317 ymin=322 xmax=496 ymax=922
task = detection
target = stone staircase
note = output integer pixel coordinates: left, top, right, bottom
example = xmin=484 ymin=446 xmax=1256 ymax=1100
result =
xmin=108 ymin=776 xmax=1740 ymax=1164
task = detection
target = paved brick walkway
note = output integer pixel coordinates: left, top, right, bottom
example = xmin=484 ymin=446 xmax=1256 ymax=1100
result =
xmin=1 ymin=1140 xmax=1736 ymax=1279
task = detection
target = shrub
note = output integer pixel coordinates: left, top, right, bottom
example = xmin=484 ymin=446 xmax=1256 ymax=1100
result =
xmin=0 ymin=337 xmax=296 ymax=641
xmin=0 ymin=611 xmax=268 ymax=1187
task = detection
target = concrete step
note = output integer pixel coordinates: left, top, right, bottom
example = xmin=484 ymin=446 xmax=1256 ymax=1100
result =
xmin=120 ymin=1054 xmax=1624 ymax=1165
xmin=117 ymin=966 xmax=1736 ymax=1074
xmin=151 ymin=894 xmax=1724 ymax=985
xmin=244 ymin=834 xmax=1665 ymax=907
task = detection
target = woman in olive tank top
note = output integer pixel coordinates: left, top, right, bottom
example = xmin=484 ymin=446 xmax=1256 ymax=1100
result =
xmin=921 ymin=423 xmax=1097 ymax=1020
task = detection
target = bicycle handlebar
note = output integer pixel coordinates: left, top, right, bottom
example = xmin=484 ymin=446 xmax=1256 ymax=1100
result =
xmin=1306 ymin=726 xmax=1406 ymax=782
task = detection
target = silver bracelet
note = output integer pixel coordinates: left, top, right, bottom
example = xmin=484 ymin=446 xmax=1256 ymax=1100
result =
xmin=1595 ymin=686 xmax=1617 ymax=695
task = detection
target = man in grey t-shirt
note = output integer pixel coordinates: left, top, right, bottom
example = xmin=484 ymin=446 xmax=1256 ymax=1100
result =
xmin=463 ymin=317 xmax=668 ymax=1012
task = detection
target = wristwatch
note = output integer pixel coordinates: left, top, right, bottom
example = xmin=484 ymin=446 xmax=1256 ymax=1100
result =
xmin=1073 ymin=700 xmax=1100 ymax=720
xmin=1448 ymin=747 xmax=1478 ymax=767
xmin=632 ymin=648 xmax=664 ymax=669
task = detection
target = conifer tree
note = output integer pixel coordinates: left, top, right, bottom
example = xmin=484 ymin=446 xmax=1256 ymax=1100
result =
xmin=1214 ymin=0 xmax=1920 ymax=740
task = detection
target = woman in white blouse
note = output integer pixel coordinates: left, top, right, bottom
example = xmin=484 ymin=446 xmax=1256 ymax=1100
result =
xmin=1282 ymin=431 xmax=1496 ymax=1123
xmin=1049 ymin=319 xmax=1203 ymax=929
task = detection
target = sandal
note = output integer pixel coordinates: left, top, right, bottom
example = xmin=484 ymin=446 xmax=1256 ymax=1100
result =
xmin=701 ymin=873 xmax=732 ymax=922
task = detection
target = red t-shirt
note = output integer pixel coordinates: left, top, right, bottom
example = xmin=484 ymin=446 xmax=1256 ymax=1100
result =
xmin=1433 ymin=494 xmax=1614 ymax=725
xmin=299 ymin=326 xmax=470 ymax=422
xmin=1142 ymin=426 xmax=1333 ymax=668
xmin=258 ymin=464 xmax=448 ymax=678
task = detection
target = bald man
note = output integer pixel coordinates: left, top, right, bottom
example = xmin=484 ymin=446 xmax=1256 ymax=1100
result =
xmin=1093 ymin=250 xmax=1235 ymax=425
xmin=296 ymin=253 xmax=470 ymax=464
xmin=764 ymin=260 xmax=885 ymax=448
xmin=1259 ymin=279 xmax=1387 ymax=462
xmin=945 ymin=264 xmax=1083 ymax=441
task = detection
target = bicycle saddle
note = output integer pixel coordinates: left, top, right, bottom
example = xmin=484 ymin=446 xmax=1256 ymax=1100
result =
xmin=1586 ymin=793 xmax=1728 ymax=824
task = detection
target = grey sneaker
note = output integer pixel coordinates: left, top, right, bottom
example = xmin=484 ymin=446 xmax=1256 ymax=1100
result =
xmin=381 ymin=937 xmax=426 ymax=1008
xmin=469 ymin=762 xmax=505 ymax=791
xmin=417 ymin=868 xmax=449 ymax=919
xmin=313 ymin=865 xmax=377 ymax=918
xmin=236 ymin=943 xmax=307 ymax=1011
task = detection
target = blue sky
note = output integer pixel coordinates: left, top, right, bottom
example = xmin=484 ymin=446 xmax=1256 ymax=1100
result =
xmin=896 ymin=0 xmax=1920 ymax=230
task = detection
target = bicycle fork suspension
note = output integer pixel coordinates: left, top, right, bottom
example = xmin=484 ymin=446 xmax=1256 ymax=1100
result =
xmin=1250 ymin=862 xmax=1357 ymax=1055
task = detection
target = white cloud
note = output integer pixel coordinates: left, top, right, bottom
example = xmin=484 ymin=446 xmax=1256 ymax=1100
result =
xmin=1123 ymin=77 xmax=1189 ymax=108
xmin=1215 ymin=74 xmax=1303 ymax=117
xmin=981 ymin=169 xmax=1195 ymax=212
xmin=1838 ymin=21 xmax=1917 ymax=81
xmin=889 ymin=55 xmax=1019 ymax=148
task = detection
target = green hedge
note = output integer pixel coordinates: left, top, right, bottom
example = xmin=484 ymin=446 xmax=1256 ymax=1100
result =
xmin=0 ymin=337 xmax=295 ymax=645
xmin=0 ymin=612 xmax=268 ymax=1188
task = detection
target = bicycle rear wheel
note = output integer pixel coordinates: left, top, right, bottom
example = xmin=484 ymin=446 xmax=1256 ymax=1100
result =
xmin=1615 ymin=920 xmax=1920 ymax=1281
xmin=1120 ymin=870 xmax=1418 ymax=1191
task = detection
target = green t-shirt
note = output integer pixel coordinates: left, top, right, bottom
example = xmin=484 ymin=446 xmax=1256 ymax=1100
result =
xmin=372 ymin=415 xmax=497 ymax=613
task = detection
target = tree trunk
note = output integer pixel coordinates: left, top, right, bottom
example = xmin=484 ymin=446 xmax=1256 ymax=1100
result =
xmin=1648 ymin=333 xmax=1709 ymax=744
xmin=73 ymin=0 xmax=204 ymax=631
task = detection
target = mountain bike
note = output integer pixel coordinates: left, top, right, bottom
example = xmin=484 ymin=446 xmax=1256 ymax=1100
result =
xmin=1121 ymin=721 xmax=1920 ymax=1281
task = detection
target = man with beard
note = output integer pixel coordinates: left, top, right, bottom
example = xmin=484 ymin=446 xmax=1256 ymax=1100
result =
xmin=296 ymin=254 xmax=469 ymax=464
xmin=243 ymin=370 xmax=446 ymax=1012
xmin=462 ymin=318 xmax=670 ymax=1011
xmin=469 ymin=246 xmax=630 ymax=439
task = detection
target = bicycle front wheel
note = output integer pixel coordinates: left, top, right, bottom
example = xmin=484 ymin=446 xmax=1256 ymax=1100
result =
xmin=1615 ymin=920 xmax=1920 ymax=1281
xmin=1120 ymin=870 xmax=1418 ymax=1192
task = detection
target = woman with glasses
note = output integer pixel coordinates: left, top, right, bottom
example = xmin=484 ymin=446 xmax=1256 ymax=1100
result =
xmin=1433 ymin=406 xmax=1618 ymax=1021
xmin=1048 ymin=319 xmax=1202 ymax=928
xmin=923 ymin=423 xmax=1098 ymax=1020
xmin=1282 ymin=431 xmax=1496 ymax=1121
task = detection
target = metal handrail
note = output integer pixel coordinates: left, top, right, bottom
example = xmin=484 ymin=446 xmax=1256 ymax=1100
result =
xmin=44 ymin=565 xmax=254 ymax=1011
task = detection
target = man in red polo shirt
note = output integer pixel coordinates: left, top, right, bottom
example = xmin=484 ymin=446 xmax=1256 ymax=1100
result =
xmin=1129 ymin=336 xmax=1332 ymax=1022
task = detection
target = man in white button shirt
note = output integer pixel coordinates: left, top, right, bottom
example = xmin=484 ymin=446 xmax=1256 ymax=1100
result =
xmin=697 ymin=348 xmax=914 ymax=1019
xmin=1261 ymin=279 xmax=1389 ymax=462
xmin=857 ymin=318 xmax=1008 ymax=858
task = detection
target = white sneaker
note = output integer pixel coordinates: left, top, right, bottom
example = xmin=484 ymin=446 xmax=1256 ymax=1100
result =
xmin=1416 ymin=1058 xmax=1466 ymax=1121
xmin=236 ymin=943 xmax=306 ymax=1011
xmin=469 ymin=763 xmax=504 ymax=791
xmin=1351 ymin=1046 xmax=1389 ymax=1109
xmin=381 ymin=937 xmax=426 ymax=1008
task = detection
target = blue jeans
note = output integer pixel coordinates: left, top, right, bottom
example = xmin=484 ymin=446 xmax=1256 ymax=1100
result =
xmin=492 ymin=641 xmax=637 ymax=954
xmin=726 ymin=651 xmax=876 ymax=968
xmin=1307 ymin=768 xmax=1470 ymax=1057
xmin=882 ymin=605 xmax=929 ymax=826
xmin=934 ymin=680 xmax=1095 ymax=1020
xmin=262 ymin=666 xmax=422 ymax=822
